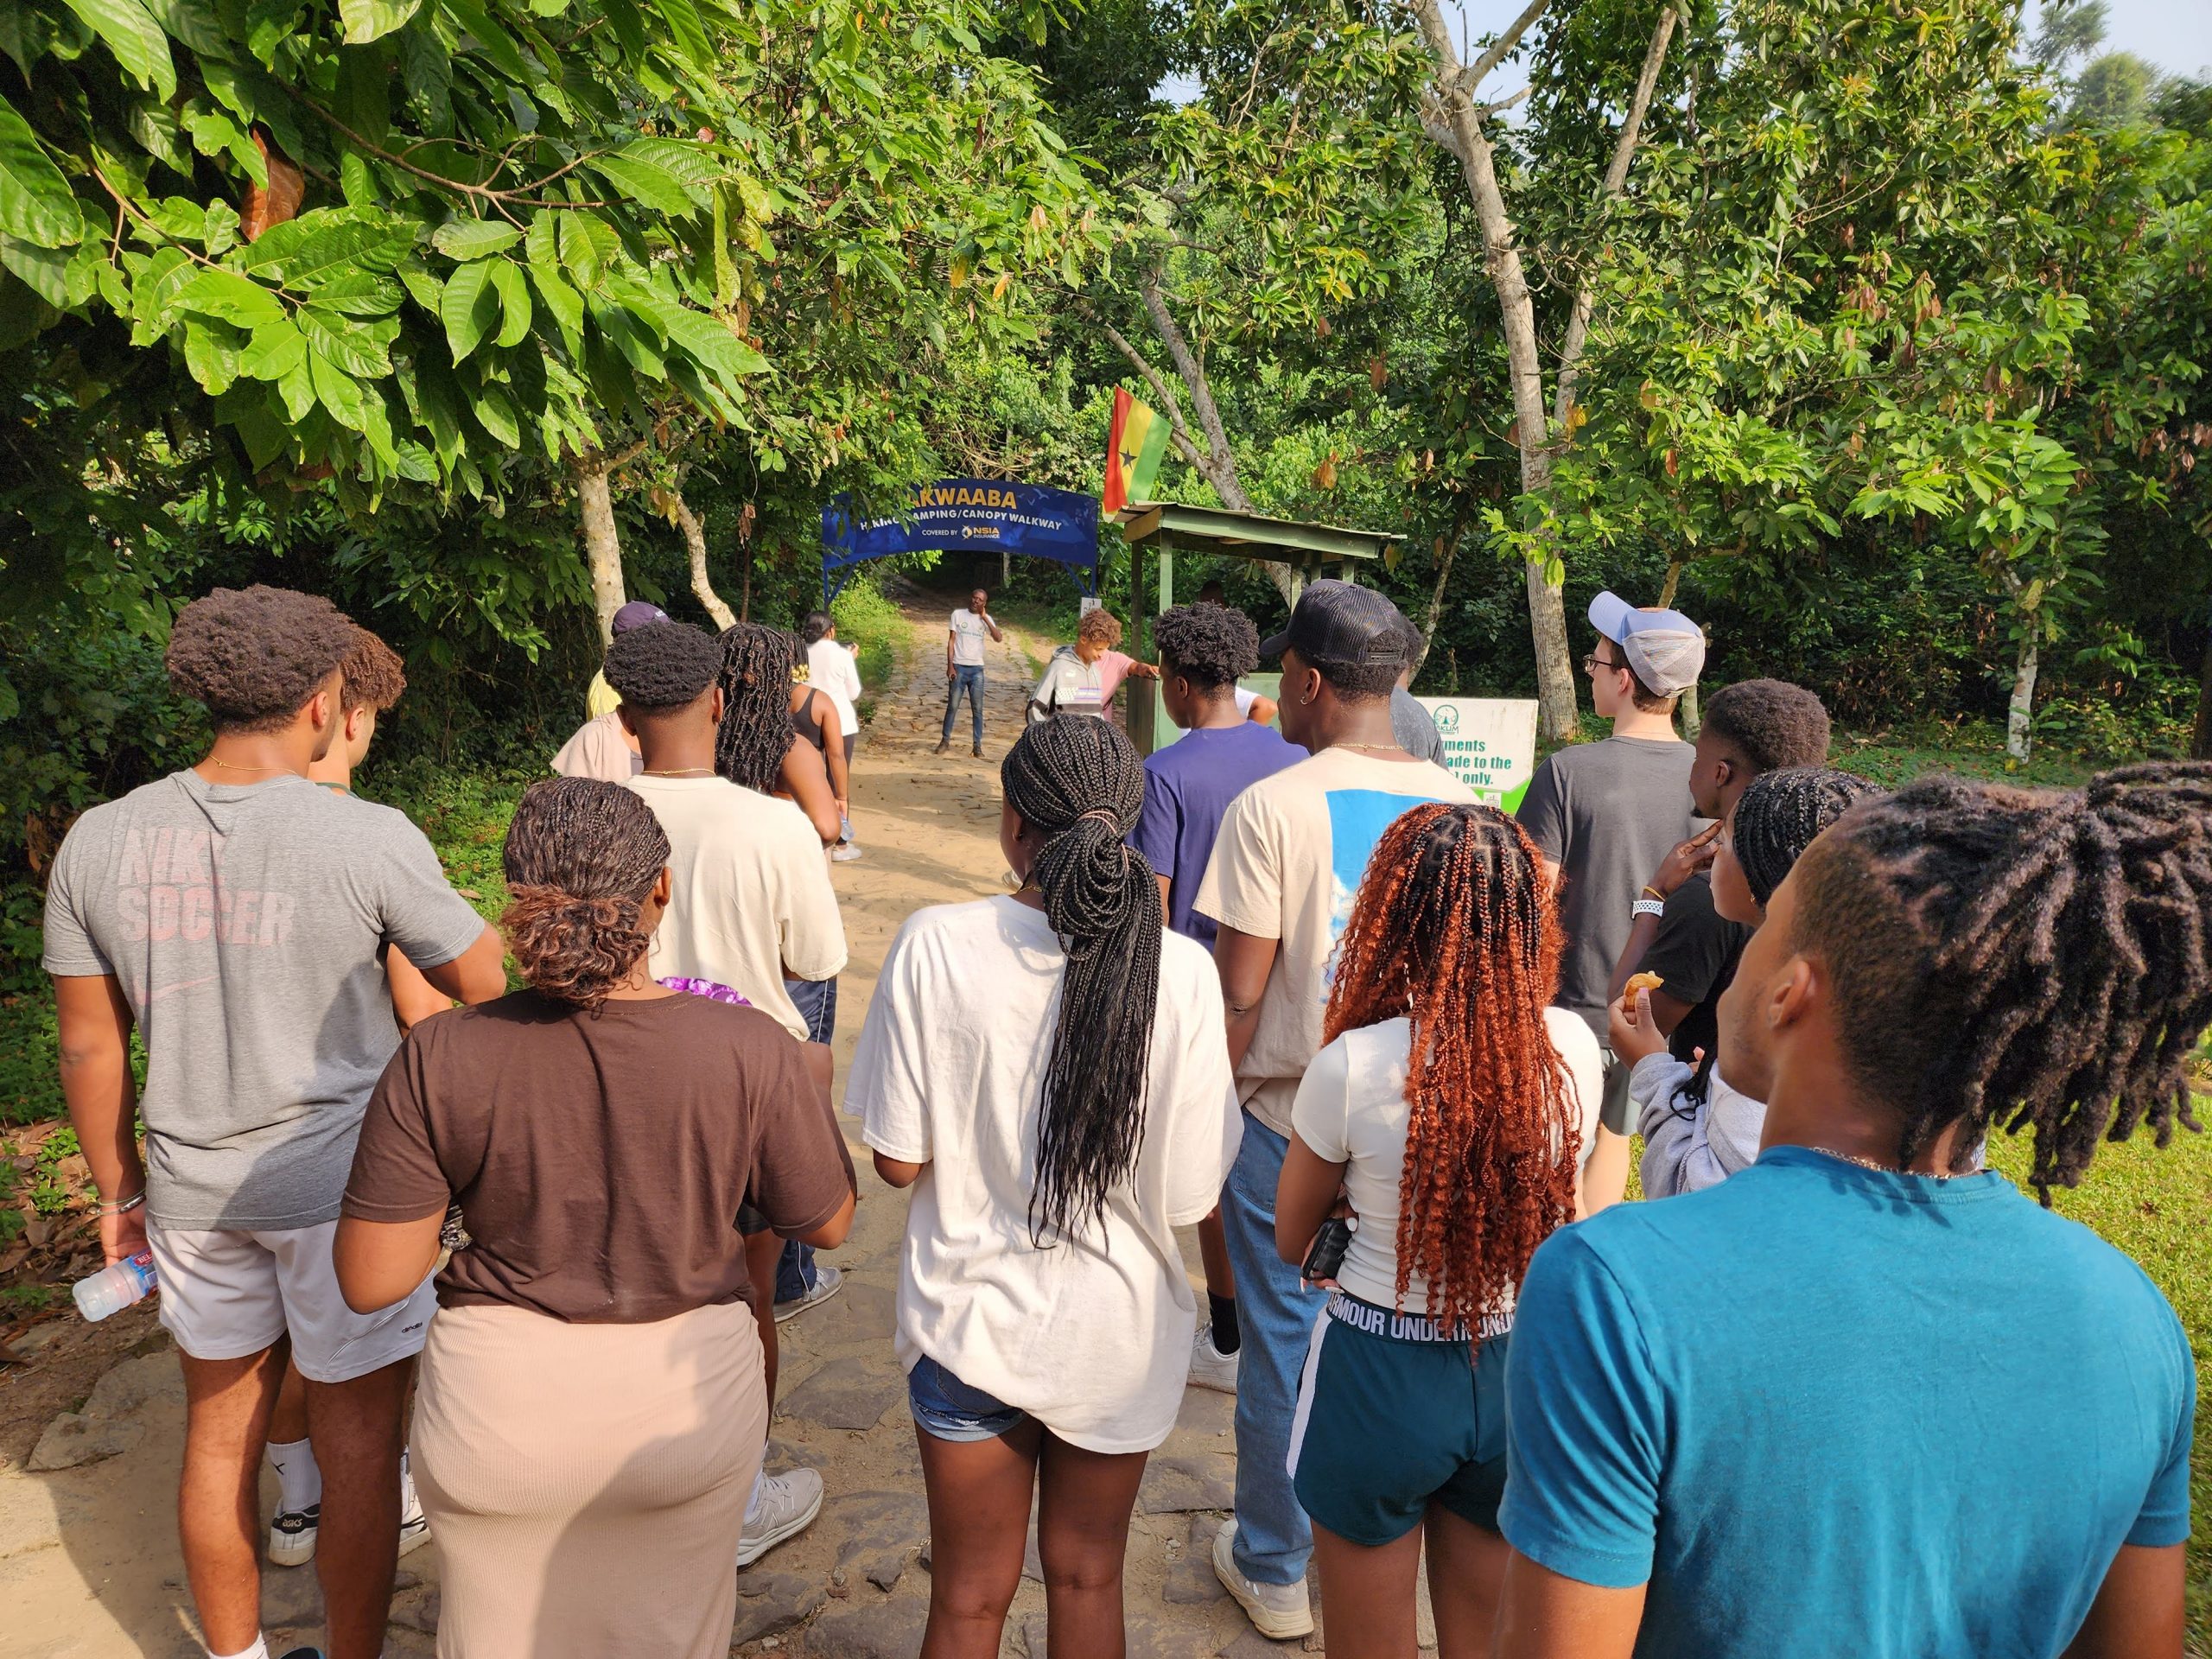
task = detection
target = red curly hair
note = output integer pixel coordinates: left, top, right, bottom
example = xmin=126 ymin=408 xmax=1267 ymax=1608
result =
xmin=1324 ymin=803 xmax=1580 ymax=1333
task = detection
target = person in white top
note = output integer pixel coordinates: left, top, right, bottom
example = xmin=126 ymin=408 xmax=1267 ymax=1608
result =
xmin=938 ymin=588 xmax=1003 ymax=757
xmin=1274 ymin=803 xmax=1603 ymax=1659
xmin=802 ymin=610 xmax=866 ymax=861
xmin=851 ymin=717 xmax=1241 ymax=1659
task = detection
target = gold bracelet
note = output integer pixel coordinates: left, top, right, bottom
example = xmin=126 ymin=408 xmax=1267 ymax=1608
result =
xmin=1641 ymin=886 xmax=1666 ymax=902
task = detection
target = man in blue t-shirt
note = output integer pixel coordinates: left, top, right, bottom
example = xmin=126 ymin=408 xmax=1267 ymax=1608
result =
xmin=1497 ymin=766 xmax=2203 ymax=1659
xmin=1129 ymin=601 xmax=1300 ymax=1400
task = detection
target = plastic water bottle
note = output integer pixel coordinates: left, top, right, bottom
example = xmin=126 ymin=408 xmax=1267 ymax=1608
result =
xmin=73 ymin=1251 xmax=157 ymax=1321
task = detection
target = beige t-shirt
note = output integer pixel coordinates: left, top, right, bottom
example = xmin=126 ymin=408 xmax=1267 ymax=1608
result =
xmin=550 ymin=711 xmax=640 ymax=784
xmin=1193 ymin=747 xmax=1476 ymax=1135
xmin=625 ymin=776 xmax=848 ymax=1041
xmin=851 ymin=896 xmax=1242 ymax=1453
xmin=1292 ymin=1011 xmax=1604 ymax=1316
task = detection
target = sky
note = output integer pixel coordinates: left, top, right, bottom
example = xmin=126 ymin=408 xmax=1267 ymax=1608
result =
xmin=1159 ymin=1 xmax=2209 ymax=107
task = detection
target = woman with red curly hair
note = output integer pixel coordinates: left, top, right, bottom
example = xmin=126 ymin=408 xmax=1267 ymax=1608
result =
xmin=1274 ymin=803 xmax=1604 ymax=1658
xmin=334 ymin=778 xmax=856 ymax=1657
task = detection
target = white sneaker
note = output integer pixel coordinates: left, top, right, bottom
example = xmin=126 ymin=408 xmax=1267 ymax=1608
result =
xmin=737 ymin=1468 xmax=823 ymax=1566
xmin=830 ymin=843 xmax=864 ymax=862
xmin=1213 ymin=1519 xmax=1313 ymax=1639
xmin=397 ymin=1446 xmax=430 ymax=1557
xmin=268 ymin=1502 xmax=319 ymax=1567
xmin=1188 ymin=1323 xmax=1239 ymax=1394
xmin=773 ymin=1263 xmax=844 ymax=1324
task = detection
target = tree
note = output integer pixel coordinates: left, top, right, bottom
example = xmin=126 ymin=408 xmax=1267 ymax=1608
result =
xmin=2071 ymin=52 xmax=2159 ymax=129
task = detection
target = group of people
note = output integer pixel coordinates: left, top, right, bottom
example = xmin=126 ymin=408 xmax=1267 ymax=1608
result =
xmin=38 ymin=573 xmax=2206 ymax=1659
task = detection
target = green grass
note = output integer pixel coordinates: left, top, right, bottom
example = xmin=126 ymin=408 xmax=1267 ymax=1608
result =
xmin=830 ymin=579 xmax=906 ymax=721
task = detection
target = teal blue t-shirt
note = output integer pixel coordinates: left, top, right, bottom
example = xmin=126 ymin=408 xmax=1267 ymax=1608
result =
xmin=1501 ymin=1146 xmax=2194 ymax=1658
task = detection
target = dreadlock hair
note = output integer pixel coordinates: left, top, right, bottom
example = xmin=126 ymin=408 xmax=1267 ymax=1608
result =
xmin=605 ymin=620 xmax=722 ymax=711
xmin=500 ymin=778 xmax=671 ymax=1009
xmin=337 ymin=628 xmax=406 ymax=715
xmin=1732 ymin=766 xmax=1884 ymax=909
xmin=1324 ymin=804 xmax=1579 ymax=1336
xmin=1790 ymin=760 xmax=2212 ymax=1196
xmin=166 ymin=585 xmax=359 ymax=734
xmin=1702 ymin=679 xmax=1832 ymax=773
xmin=715 ymin=622 xmax=801 ymax=792
xmin=999 ymin=717 xmax=1163 ymax=1246
xmin=1153 ymin=603 xmax=1260 ymax=692
xmin=802 ymin=610 xmax=835 ymax=646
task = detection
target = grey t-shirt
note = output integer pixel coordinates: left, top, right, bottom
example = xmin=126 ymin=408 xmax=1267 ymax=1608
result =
xmin=1516 ymin=736 xmax=1696 ymax=1034
xmin=41 ymin=772 xmax=486 ymax=1230
xmin=1390 ymin=687 xmax=1445 ymax=765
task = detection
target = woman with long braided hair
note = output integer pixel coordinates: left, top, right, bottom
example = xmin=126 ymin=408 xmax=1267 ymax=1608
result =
xmin=1495 ymin=763 xmax=2210 ymax=1659
xmin=849 ymin=716 xmax=1241 ymax=1659
xmin=334 ymin=779 xmax=855 ymax=1658
xmin=1619 ymin=765 xmax=1885 ymax=1198
xmin=1270 ymin=803 xmax=1602 ymax=1658
xmin=714 ymin=620 xmax=841 ymax=845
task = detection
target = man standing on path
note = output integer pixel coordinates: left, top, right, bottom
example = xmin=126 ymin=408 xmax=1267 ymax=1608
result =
xmin=610 ymin=619 xmax=849 ymax=1563
xmin=1516 ymin=591 xmax=1704 ymax=1212
xmin=43 ymin=586 xmax=508 ymax=1659
xmin=936 ymin=588 xmax=1001 ymax=758
xmin=1128 ymin=603 xmax=1302 ymax=1396
xmin=1194 ymin=581 xmax=1478 ymax=1640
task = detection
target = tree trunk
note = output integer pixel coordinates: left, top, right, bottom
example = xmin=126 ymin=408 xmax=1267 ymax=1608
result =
xmin=2007 ymin=630 xmax=2039 ymax=762
xmin=670 ymin=488 xmax=736 ymax=629
xmin=2194 ymin=607 xmax=2212 ymax=760
xmin=575 ymin=455 xmax=626 ymax=645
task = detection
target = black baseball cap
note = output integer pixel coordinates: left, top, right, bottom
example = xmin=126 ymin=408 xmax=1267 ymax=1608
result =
xmin=1259 ymin=579 xmax=1409 ymax=668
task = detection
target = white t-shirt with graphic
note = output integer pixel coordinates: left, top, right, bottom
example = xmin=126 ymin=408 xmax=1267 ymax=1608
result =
xmin=851 ymin=895 xmax=1242 ymax=1453
xmin=1293 ymin=1012 xmax=1604 ymax=1315
xmin=950 ymin=609 xmax=992 ymax=667
xmin=1193 ymin=747 xmax=1476 ymax=1135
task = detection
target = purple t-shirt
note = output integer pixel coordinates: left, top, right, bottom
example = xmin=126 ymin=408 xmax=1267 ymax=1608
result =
xmin=1130 ymin=721 xmax=1304 ymax=950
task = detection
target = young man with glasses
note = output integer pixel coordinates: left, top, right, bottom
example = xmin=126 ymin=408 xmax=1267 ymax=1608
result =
xmin=1515 ymin=592 xmax=1705 ymax=1211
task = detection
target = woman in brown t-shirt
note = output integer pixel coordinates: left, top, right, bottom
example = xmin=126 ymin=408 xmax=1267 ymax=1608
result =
xmin=335 ymin=779 xmax=855 ymax=1658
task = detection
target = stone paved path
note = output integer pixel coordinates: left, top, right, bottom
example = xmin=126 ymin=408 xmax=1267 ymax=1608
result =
xmin=0 ymin=588 xmax=1357 ymax=1659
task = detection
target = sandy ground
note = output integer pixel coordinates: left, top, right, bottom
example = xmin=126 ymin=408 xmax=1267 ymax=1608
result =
xmin=0 ymin=590 xmax=1346 ymax=1659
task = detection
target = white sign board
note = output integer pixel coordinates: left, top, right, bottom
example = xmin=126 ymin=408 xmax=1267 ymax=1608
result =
xmin=1078 ymin=595 xmax=1104 ymax=617
xmin=1417 ymin=697 xmax=1539 ymax=811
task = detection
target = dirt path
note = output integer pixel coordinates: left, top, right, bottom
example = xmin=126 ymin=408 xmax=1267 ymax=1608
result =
xmin=0 ymin=589 xmax=1330 ymax=1659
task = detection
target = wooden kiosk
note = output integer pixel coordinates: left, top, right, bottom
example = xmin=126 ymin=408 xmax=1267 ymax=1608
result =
xmin=1117 ymin=501 xmax=1401 ymax=755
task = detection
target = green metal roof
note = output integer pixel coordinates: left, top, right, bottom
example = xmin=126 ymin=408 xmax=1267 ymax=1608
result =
xmin=1116 ymin=502 xmax=1395 ymax=566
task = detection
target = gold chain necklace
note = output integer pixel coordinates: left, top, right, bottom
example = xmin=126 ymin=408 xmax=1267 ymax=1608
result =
xmin=1806 ymin=1146 xmax=1958 ymax=1181
xmin=642 ymin=767 xmax=716 ymax=778
xmin=205 ymin=757 xmax=287 ymax=774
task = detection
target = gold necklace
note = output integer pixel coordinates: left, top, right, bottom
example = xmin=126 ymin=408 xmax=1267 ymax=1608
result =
xmin=1806 ymin=1146 xmax=1958 ymax=1181
xmin=1337 ymin=741 xmax=1402 ymax=753
xmin=642 ymin=766 xmax=716 ymax=777
xmin=205 ymin=757 xmax=287 ymax=774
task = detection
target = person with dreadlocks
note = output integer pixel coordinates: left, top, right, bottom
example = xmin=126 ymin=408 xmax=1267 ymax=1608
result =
xmin=1614 ymin=766 xmax=1884 ymax=1198
xmin=1274 ymin=804 xmax=1602 ymax=1657
xmin=42 ymin=586 xmax=507 ymax=1659
xmin=1196 ymin=580 xmax=1477 ymax=1640
xmin=335 ymin=779 xmax=855 ymax=1659
xmin=1497 ymin=762 xmax=2208 ymax=1659
xmin=849 ymin=716 xmax=1240 ymax=1659
xmin=715 ymin=620 xmax=842 ymax=846
xmin=1129 ymin=602 xmax=1302 ymax=1396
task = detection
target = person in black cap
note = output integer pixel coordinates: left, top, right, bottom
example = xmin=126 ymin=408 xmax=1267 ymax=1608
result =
xmin=1515 ymin=590 xmax=1705 ymax=1212
xmin=1190 ymin=579 xmax=1478 ymax=1639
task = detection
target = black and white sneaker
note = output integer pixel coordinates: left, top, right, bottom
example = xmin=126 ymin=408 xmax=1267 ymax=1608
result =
xmin=398 ymin=1446 xmax=431 ymax=1556
xmin=277 ymin=1648 xmax=326 ymax=1658
xmin=267 ymin=1503 xmax=319 ymax=1567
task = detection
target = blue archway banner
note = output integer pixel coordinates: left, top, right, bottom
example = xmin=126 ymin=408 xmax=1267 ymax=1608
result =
xmin=821 ymin=479 xmax=1100 ymax=602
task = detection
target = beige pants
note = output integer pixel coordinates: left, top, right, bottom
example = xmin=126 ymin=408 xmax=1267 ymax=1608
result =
xmin=411 ymin=1300 xmax=766 ymax=1658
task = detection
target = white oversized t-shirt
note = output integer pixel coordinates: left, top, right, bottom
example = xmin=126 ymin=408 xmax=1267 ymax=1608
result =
xmin=625 ymin=776 xmax=847 ymax=1042
xmin=851 ymin=895 xmax=1243 ymax=1452
xmin=1193 ymin=747 xmax=1476 ymax=1135
xmin=806 ymin=639 xmax=862 ymax=736
xmin=1292 ymin=1012 xmax=1605 ymax=1317
xmin=949 ymin=609 xmax=992 ymax=667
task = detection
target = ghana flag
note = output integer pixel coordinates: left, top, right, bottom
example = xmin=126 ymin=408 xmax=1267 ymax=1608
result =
xmin=1103 ymin=387 xmax=1170 ymax=514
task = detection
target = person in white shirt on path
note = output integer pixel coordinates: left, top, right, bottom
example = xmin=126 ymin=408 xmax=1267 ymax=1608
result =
xmin=802 ymin=610 xmax=867 ymax=861
xmin=938 ymin=589 xmax=1003 ymax=758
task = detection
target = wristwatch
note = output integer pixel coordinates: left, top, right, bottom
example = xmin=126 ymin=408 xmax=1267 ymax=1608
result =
xmin=1631 ymin=898 xmax=1667 ymax=918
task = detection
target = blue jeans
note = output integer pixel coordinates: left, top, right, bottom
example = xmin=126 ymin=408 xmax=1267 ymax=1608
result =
xmin=943 ymin=664 xmax=984 ymax=745
xmin=777 ymin=976 xmax=840 ymax=1301
xmin=1219 ymin=1113 xmax=1326 ymax=1586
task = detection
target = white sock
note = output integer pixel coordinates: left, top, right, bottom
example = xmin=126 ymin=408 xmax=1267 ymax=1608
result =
xmin=745 ymin=1468 xmax=766 ymax=1526
xmin=208 ymin=1636 xmax=269 ymax=1659
xmin=264 ymin=1437 xmax=321 ymax=1514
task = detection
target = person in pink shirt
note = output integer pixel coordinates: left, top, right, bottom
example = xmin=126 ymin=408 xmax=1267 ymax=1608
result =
xmin=1027 ymin=609 xmax=1160 ymax=722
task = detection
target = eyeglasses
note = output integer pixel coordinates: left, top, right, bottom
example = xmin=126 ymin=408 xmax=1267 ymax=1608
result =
xmin=1582 ymin=652 xmax=1624 ymax=676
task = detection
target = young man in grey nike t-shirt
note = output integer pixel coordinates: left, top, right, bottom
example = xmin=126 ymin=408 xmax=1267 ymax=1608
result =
xmin=42 ymin=585 xmax=505 ymax=1659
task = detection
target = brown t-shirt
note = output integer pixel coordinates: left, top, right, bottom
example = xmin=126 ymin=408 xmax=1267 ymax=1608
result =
xmin=342 ymin=990 xmax=854 ymax=1322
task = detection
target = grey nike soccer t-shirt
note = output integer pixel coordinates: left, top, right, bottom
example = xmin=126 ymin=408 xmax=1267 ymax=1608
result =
xmin=41 ymin=772 xmax=486 ymax=1230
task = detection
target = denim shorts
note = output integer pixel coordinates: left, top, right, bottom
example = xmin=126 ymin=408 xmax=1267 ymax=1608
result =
xmin=907 ymin=1354 xmax=1029 ymax=1443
